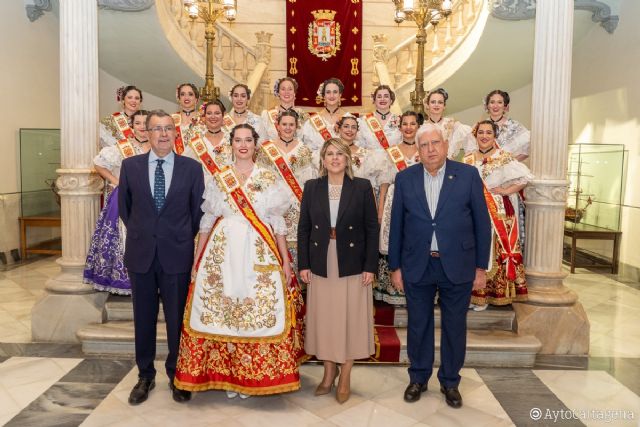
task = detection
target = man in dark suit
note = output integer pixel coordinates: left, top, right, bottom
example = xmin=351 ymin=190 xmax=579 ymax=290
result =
xmin=118 ymin=110 xmax=204 ymax=405
xmin=388 ymin=123 xmax=491 ymax=408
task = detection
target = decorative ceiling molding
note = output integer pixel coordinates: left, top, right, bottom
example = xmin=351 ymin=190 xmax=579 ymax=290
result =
xmin=491 ymin=0 xmax=619 ymax=33
xmin=25 ymin=0 xmax=52 ymax=22
xmin=97 ymin=0 xmax=154 ymax=12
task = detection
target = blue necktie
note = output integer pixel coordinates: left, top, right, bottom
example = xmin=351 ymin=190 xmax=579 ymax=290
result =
xmin=154 ymin=159 xmax=166 ymax=213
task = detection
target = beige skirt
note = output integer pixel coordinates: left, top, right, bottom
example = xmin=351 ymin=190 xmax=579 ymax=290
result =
xmin=305 ymin=240 xmax=374 ymax=363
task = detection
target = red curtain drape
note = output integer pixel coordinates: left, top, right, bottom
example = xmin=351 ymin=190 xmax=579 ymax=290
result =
xmin=286 ymin=0 xmax=363 ymax=107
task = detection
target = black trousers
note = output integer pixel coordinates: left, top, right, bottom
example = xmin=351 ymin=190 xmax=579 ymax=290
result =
xmin=404 ymin=256 xmax=473 ymax=388
xmin=129 ymin=254 xmax=190 ymax=381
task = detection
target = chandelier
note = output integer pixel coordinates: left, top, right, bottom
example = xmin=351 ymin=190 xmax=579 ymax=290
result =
xmin=182 ymin=0 xmax=239 ymax=102
xmin=391 ymin=0 xmax=453 ymax=113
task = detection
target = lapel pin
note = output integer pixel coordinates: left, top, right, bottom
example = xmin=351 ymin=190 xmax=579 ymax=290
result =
xmin=448 ymin=175 xmax=454 ymax=179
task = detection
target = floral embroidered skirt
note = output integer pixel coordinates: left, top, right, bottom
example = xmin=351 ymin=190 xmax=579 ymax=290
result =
xmin=83 ymin=187 xmax=131 ymax=295
xmin=174 ymin=217 xmax=306 ymax=395
xmin=471 ymin=218 xmax=528 ymax=306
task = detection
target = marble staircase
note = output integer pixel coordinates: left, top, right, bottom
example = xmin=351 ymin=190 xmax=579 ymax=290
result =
xmin=77 ymin=296 xmax=541 ymax=367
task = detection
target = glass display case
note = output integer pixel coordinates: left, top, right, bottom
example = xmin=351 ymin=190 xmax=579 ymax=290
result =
xmin=566 ymin=143 xmax=624 ymax=231
xmin=19 ymin=129 xmax=61 ymax=217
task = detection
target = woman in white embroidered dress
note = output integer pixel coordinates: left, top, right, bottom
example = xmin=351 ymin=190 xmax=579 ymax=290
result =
xmin=422 ymin=88 xmax=475 ymax=159
xmin=256 ymin=110 xmax=315 ymax=278
xmin=376 ymin=111 xmax=423 ymax=306
xmin=261 ymin=77 xmax=308 ymax=142
xmin=482 ymin=89 xmax=530 ymax=161
xmin=99 ymin=85 xmax=143 ymax=148
xmin=226 ymin=83 xmax=267 ymax=143
xmin=84 ymin=110 xmax=150 ymax=295
xmin=356 ymin=85 xmax=401 ymax=151
xmin=175 ymin=124 xmax=305 ymax=397
xmin=175 ymin=83 xmax=205 ymax=148
xmin=182 ymin=99 xmax=232 ymax=183
xmin=301 ymin=78 xmax=347 ymax=153
xmin=466 ymin=120 xmax=533 ymax=311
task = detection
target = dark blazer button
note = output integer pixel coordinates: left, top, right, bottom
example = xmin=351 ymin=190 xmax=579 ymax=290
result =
xmin=314 ymin=242 xmax=318 ymax=246
xmin=348 ymin=226 xmax=353 ymax=230
xmin=314 ymin=225 xmax=319 ymax=229
xmin=349 ymin=242 xmax=354 ymax=247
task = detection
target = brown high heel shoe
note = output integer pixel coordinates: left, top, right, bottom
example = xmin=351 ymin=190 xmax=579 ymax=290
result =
xmin=315 ymin=368 xmax=340 ymax=396
xmin=335 ymin=382 xmax=350 ymax=404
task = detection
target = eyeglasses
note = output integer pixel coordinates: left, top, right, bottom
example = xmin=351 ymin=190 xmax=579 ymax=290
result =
xmin=149 ymin=125 xmax=176 ymax=134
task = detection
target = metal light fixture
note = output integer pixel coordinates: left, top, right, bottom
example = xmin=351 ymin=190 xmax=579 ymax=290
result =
xmin=392 ymin=0 xmax=452 ymax=114
xmin=182 ymin=0 xmax=238 ymax=103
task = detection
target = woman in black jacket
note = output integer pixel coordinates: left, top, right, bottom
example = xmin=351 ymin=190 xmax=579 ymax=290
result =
xmin=298 ymin=138 xmax=379 ymax=404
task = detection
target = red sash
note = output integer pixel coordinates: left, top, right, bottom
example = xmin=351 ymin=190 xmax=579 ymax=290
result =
xmin=260 ymin=141 xmax=303 ymax=203
xmin=116 ymin=138 xmax=136 ymax=159
xmin=308 ymin=112 xmax=332 ymax=142
xmin=189 ymin=134 xmax=222 ymax=176
xmin=112 ymin=112 xmax=134 ymax=140
xmin=222 ymin=113 xmax=236 ymax=133
xmin=216 ymin=167 xmax=284 ymax=266
xmin=463 ymin=154 xmax=522 ymax=280
xmin=172 ymin=113 xmax=185 ymax=155
xmin=364 ymin=113 xmax=408 ymax=171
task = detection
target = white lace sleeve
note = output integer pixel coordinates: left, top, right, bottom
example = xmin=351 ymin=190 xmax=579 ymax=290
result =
xmin=261 ymin=110 xmax=278 ymax=142
xmin=264 ymin=180 xmax=293 ymax=236
xmin=448 ymin=121 xmax=473 ymax=158
xmin=99 ymin=122 xmax=118 ymax=148
xmin=500 ymin=120 xmax=530 ymax=157
xmin=199 ymin=179 xmax=224 ymax=233
xmin=248 ymin=112 xmax=268 ymax=144
xmin=372 ymin=150 xmax=394 ymax=186
xmin=93 ymin=146 xmax=121 ymax=173
xmin=485 ymin=158 xmax=534 ymax=189
xmin=301 ymin=121 xmax=324 ymax=153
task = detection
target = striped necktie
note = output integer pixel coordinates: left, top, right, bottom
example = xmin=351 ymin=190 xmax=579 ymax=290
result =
xmin=154 ymin=159 xmax=166 ymax=213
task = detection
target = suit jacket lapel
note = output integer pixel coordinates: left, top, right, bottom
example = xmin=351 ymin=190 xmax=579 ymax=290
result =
xmin=159 ymin=154 xmax=181 ymax=215
xmin=336 ymin=175 xmax=354 ymax=224
xmin=139 ymin=152 xmax=156 ymax=213
xmin=317 ymin=175 xmax=330 ymax=223
xmin=412 ymin=165 xmax=432 ymax=219
xmin=435 ymin=159 xmax=456 ymax=218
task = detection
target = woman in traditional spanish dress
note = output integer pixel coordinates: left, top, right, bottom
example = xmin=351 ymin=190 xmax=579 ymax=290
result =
xmin=261 ymin=77 xmax=308 ymax=142
xmin=84 ymin=110 xmax=150 ymax=294
xmin=256 ymin=111 xmax=315 ymax=280
xmin=182 ymin=100 xmax=232 ymax=184
xmin=174 ymin=124 xmax=305 ymax=397
xmin=173 ymin=83 xmax=205 ymax=155
xmin=99 ymin=85 xmax=143 ymax=148
xmin=356 ymin=85 xmax=401 ymax=151
xmin=482 ymin=89 xmax=530 ymax=162
xmin=464 ymin=120 xmax=533 ymax=310
xmin=422 ymin=88 xmax=475 ymax=159
xmin=301 ymin=78 xmax=347 ymax=154
xmin=376 ymin=111 xmax=423 ymax=306
xmin=224 ymin=83 xmax=267 ymax=143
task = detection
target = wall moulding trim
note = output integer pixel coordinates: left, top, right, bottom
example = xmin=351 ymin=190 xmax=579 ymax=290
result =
xmin=491 ymin=0 xmax=619 ymax=33
xmin=25 ymin=0 xmax=52 ymax=22
xmin=97 ymin=0 xmax=154 ymax=12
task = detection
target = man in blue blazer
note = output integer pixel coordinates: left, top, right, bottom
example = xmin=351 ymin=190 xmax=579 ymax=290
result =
xmin=118 ymin=110 xmax=204 ymax=405
xmin=388 ymin=123 xmax=491 ymax=408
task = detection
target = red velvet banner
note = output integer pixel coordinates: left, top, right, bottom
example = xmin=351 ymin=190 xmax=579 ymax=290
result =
xmin=286 ymin=0 xmax=363 ymax=107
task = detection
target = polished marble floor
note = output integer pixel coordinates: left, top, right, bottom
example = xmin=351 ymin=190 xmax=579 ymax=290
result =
xmin=0 ymin=257 xmax=639 ymax=426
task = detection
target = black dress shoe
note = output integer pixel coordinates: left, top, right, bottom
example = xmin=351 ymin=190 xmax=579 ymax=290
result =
xmin=403 ymin=382 xmax=428 ymax=403
xmin=128 ymin=378 xmax=155 ymax=405
xmin=440 ymin=386 xmax=463 ymax=408
xmin=169 ymin=381 xmax=192 ymax=403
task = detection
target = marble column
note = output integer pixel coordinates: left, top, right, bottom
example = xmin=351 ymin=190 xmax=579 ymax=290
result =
xmin=31 ymin=0 xmax=107 ymax=342
xmin=513 ymin=0 xmax=589 ymax=355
